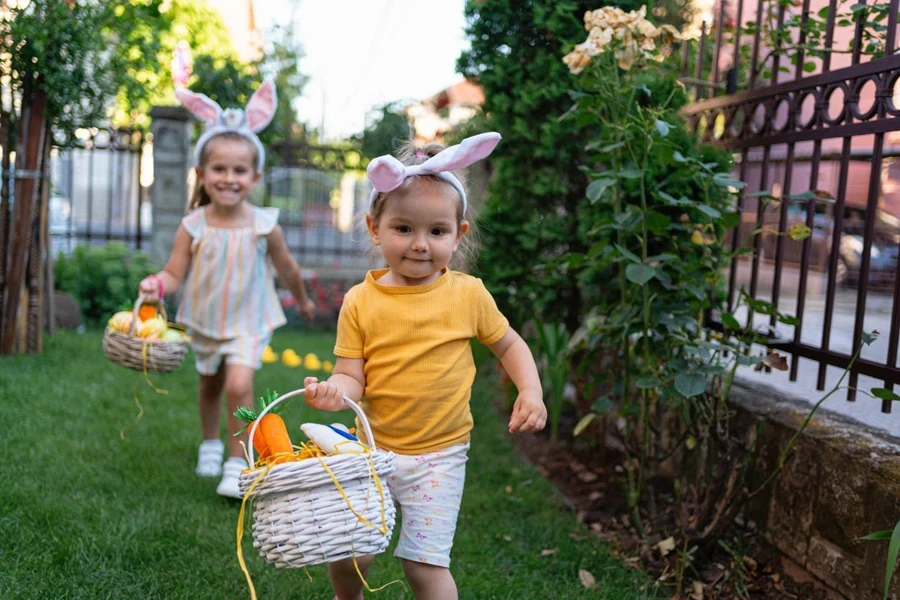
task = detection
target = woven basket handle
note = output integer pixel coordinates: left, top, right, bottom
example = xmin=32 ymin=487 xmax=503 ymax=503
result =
xmin=247 ymin=389 xmax=377 ymax=464
xmin=129 ymin=293 xmax=168 ymax=335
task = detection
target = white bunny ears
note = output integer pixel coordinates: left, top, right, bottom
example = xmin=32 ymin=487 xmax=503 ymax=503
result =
xmin=366 ymin=132 xmax=502 ymax=213
xmin=175 ymin=79 xmax=277 ymax=171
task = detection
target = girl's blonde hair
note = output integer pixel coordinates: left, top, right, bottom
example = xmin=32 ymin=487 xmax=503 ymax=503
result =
xmin=186 ymin=132 xmax=260 ymax=213
xmin=367 ymin=140 xmax=481 ymax=272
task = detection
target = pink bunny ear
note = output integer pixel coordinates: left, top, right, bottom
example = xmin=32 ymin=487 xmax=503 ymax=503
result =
xmin=246 ymin=79 xmax=277 ymax=132
xmin=420 ymin=132 xmax=502 ymax=173
xmin=175 ymin=89 xmax=221 ymax=126
xmin=367 ymin=155 xmax=408 ymax=193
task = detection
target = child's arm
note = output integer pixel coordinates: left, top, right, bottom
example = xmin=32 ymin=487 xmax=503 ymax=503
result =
xmin=489 ymin=327 xmax=547 ymax=434
xmin=303 ymin=357 xmax=365 ymax=412
xmin=266 ymin=224 xmax=316 ymax=320
xmin=139 ymin=225 xmax=192 ymax=301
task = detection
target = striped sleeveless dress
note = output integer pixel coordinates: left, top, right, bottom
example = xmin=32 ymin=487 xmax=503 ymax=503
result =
xmin=176 ymin=206 xmax=287 ymax=340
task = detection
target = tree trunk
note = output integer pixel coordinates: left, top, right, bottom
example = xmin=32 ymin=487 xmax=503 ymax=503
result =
xmin=0 ymin=111 xmax=10 ymax=343
xmin=0 ymin=80 xmax=49 ymax=354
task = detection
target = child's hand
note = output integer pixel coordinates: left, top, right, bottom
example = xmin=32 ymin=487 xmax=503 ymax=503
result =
xmin=139 ymin=276 xmax=161 ymax=302
xmin=508 ymin=390 xmax=547 ymax=434
xmin=303 ymin=376 xmax=345 ymax=411
xmin=298 ymin=298 xmax=316 ymax=320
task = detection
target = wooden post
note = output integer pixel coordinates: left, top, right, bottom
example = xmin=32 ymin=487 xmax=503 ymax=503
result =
xmin=27 ymin=122 xmax=52 ymax=351
xmin=0 ymin=81 xmax=49 ymax=354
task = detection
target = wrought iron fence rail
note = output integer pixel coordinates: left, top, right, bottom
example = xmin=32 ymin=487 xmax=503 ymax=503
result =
xmin=681 ymin=0 xmax=900 ymax=412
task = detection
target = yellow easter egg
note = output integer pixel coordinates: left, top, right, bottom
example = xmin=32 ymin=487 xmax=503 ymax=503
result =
xmin=261 ymin=346 xmax=279 ymax=364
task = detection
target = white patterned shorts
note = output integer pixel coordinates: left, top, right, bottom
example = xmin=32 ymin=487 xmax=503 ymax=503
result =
xmin=190 ymin=331 xmax=272 ymax=376
xmin=386 ymin=442 xmax=470 ymax=568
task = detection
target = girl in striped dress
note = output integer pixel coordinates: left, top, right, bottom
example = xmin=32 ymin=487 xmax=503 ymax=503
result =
xmin=138 ymin=81 xmax=315 ymax=498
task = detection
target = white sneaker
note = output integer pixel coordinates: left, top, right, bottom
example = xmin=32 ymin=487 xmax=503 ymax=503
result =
xmin=216 ymin=457 xmax=248 ymax=499
xmin=195 ymin=439 xmax=224 ymax=477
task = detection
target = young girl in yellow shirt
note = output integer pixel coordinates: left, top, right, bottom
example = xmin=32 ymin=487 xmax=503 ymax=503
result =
xmin=303 ymin=132 xmax=546 ymax=600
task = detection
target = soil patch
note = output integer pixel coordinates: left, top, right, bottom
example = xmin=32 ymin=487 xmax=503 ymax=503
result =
xmin=513 ymin=419 xmax=841 ymax=599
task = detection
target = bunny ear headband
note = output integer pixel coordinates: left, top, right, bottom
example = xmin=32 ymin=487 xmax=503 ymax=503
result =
xmin=366 ymin=132 xmax=502 ymax=214
xmin=175 ymin=79 xmax=277 ymax=171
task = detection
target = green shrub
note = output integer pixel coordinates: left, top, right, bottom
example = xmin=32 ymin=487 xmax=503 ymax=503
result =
xmin=54 ymin=243 xmax=157 ymax=324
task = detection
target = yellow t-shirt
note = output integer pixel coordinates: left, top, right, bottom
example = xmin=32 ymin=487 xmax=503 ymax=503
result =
xmin=334 ymin=268 xmax=509 ymax=455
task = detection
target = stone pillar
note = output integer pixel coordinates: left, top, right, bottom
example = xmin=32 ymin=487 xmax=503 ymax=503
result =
xmin=149 ymin=106 xmax=192 ymax=269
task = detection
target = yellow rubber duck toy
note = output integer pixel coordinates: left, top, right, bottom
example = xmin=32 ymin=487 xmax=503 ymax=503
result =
xmin=261 ymin=346 xmax=279 ymax=364
xmin=281 ymin=348 xmax=302 ymax=368
xmin=304 ymin=353 xmax=322 ymax=371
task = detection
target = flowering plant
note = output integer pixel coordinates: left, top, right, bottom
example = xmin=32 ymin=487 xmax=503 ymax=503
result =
xmin=563 ymin=6 xmax=681 ymax=73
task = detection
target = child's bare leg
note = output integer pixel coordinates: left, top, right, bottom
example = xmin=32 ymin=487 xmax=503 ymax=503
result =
xmin=328 ymin=555 xmax=377 ymax=600
xmin=224 ymin=364 xmax=255 ymax=458
xmin=401 ymin=560 xmax=457 ymax=600
xmin=198 ymin=364 xmax=226 ymax=440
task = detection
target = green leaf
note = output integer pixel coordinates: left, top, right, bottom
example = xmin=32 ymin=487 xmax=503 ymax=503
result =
xmin=645 ymin=211 xmax=670 ymax=235
xmin=587 ymin=178 xmax=615 ymax=203
xmin=626 ymin=264 xmax=656 ymax=285
xmin=722 ymin=212 xmax=741 ymax=229
xmin=573 ymin=413 xmax=597 ymax=437
xmin=861 ymin=530 xmax=894 ymax=541
xmin=636 ymin=375 xmax=661 ymax=389
xmin=683 ymin=284 xmax=706 ymax=300
xmin=675 ymin=373 xmax=707 ymax=398
xmin=778 ymin=313 xmax=799 ymax=326
xmin=619 ymin=167 xmax=643 ymax=179
xmin=614 ymin=244 xmax=642 ymax=264
xmin=871 ymin=388 xmax=900 ymax=402
xmin=632 ymin=83 xmax=651 ymax=97
xmin=803 ymin=60 xmax=817 ymax=73
xmin=696 ymin=204 xmax=722 ymax=219
xmin=736 ymin=354 xmax=763 ymax=366
xmin=593 ymin=396 xmax=614 ymax=413
xmin=886 ymin=520 xmax=900 ymax=597
xmin=862 ymin=330 xmax=880 ymax=345
xmin=721 ymin=312 xmax=742 ymax=330
xmin=655 ymin=119 xmax=671 ymax=137
xmin=598 ymin=141 xmax=626 ymax=153
xmin=713 ymin=172 xmax=746 ymax=189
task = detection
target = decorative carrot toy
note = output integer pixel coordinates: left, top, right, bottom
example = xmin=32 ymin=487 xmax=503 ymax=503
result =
xmin=234 ymin=390 xmax=294 ymax=465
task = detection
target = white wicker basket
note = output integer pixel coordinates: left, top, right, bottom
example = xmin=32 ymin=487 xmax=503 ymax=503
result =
xmin=103 ymin=294 xmax=188 ymax=373
xmin=239 ymin=390 xmax=397 ymax=568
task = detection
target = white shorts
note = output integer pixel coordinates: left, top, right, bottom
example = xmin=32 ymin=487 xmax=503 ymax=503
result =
xmin=386 ymin=442 xmax=469 ymax=568
xmin=190 ymin=331 xmax=272 ymax=376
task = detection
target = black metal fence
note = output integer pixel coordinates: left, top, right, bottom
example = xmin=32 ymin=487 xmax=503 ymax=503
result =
xmin=680 ymin=0 xmax=900 ymax=411
xmin=50 ymin=128 xmax=149 ymax=255
xmin=262 ymin=141 xmax=375 ymax=276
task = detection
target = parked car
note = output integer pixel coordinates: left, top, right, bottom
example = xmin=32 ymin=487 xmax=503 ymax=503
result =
xmin=836 ymin=223 xmax=900 ymax=288
xmin=760 ymin=203 xmax=900 ymax=289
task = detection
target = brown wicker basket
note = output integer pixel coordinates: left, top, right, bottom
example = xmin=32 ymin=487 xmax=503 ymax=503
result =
xmin=103 ymin=294 xmax=188 ymax=373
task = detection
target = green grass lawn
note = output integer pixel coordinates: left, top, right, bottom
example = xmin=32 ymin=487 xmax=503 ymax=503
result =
xmin=0 ymin=327 xmax=653 ymax=599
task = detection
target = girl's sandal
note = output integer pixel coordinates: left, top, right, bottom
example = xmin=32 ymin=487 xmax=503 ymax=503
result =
xmin=195 ymin=439 xmax=224 ymax=477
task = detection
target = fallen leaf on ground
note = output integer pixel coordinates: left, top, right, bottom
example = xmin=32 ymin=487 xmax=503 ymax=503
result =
xmin=577 ymin=471 xmax=599 ymax=483
xmin=690 ymin=581 xmax=704 ymax=599
xmin=655 ymin=536 xmax=676 ymax=557
xmin=578 ymin=569 xmax=597 ymax=589
xmin=540 ymin=548 xmax=559 ymax=557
